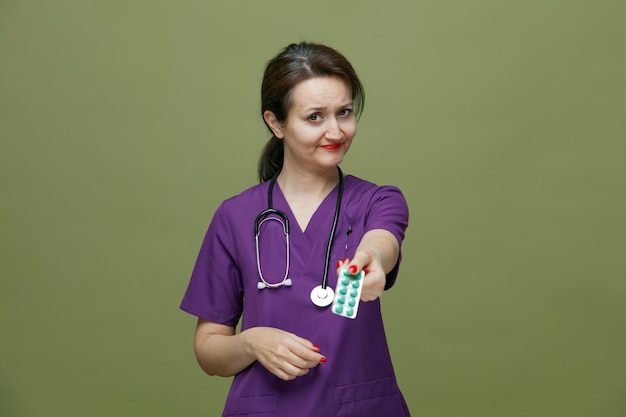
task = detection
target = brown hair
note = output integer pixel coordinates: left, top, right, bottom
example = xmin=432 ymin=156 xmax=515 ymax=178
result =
xmin=258 ymin=42 xmax=365 ymax=182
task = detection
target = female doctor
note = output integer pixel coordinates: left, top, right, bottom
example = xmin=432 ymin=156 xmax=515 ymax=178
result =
xmin=180 ymin=42 xmax=411 ymax=416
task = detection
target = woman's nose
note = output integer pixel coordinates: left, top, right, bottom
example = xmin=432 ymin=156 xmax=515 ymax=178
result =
xmin=325 ymin=118 xmax=342 ymax=140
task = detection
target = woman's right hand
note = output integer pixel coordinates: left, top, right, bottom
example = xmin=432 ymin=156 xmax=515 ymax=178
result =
xmin=241 ymin=326 xmax=326 ymax=381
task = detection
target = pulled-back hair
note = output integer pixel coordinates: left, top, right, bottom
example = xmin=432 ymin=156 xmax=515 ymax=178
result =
xmin=258 ymin=42 xmax=365 ymax=182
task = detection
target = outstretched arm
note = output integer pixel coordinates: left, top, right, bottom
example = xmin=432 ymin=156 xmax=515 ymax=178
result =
xmin=341 ymin=229 xmax=400 ymax=301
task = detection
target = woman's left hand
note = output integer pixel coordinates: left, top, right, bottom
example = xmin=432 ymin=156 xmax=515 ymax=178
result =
xmin=337 ymin=251 xmax=385 ymax=302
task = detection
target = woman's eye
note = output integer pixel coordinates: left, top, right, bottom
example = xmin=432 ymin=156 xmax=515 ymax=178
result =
xmin=309 ymin=114 xmax=322 ymax=121
xmin=339 ymin=109 xmax=352 ymax=117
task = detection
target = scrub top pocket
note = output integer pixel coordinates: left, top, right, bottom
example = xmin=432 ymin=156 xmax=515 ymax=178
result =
xmin=332 ymin=376 xmax=409 ymax=417
xmin=222 ymin=395 xmax=276 ymax=417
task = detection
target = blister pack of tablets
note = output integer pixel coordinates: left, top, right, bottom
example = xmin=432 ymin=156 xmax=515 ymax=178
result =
xmin=331 ymin=265 xmax=364 ymax=319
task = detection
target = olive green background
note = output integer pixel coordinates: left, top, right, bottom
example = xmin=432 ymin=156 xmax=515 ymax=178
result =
xmin=1 ymin=1 xmax=624 ymax=416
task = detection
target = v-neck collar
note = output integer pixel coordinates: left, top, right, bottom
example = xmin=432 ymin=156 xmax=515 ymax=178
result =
xmin=270 ymin=180 xmax=341 ymax=244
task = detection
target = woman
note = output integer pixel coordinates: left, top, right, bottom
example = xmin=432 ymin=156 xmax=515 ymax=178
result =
xmin=181 ymin=42 xmax=411 ymax=416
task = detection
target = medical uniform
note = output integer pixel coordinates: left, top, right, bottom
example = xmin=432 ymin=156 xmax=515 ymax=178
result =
xmin=181 ymin=174 xmax=410 ymax=417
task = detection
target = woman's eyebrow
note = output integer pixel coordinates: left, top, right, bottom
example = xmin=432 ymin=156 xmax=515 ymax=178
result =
xmin=303 ymin=102 xmax=353 ymax=112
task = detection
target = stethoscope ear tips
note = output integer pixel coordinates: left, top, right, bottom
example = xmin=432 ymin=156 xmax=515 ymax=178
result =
xmin=284 ymin=278 xmax=292 ymax=287
xmin=257 ymin=282 xmax=267 ymax=290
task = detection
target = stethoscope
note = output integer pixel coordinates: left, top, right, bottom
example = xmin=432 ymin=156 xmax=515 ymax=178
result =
xmin=254 ymin=166 xmax=343 ymax=308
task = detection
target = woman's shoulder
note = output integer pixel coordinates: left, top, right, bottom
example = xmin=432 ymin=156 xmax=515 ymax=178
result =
xmin=344 ymin=174 xmax=408 ymax=216
xmin=344 ymin=174 xmax=405 ymax=198
xmin=224 ymin=181 xmax=267 ymax=202
xmin=203 ymin=182 xmax=269 ymax=236
xmin=214 ymin=182 xmax=269 ymax=216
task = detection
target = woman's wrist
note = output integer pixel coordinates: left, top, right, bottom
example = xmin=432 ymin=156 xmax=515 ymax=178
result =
xmin=238 ymin=327 xmax=253 ymax=358
xmin=238 ymin=327 xmax=262 ymax=363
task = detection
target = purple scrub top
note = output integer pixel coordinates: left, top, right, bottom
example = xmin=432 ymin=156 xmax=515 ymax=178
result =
xmin=181 ymin=174 xmax=410 ymax=417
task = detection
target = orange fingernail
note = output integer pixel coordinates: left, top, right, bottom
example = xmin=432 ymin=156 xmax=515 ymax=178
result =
xmin=349 ymin=265 xmax=358 ymax=274
xmin=335 ymin=260 xmax=341 ymax=269
xmin=320 ymin=356 xmax=327 ymax=363
xmin=312 ymin=344 xmax=320 ymax=351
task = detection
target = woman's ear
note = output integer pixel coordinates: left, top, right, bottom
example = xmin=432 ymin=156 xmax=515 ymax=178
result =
xmin=263 ymin=110 xmax=284 ymax=139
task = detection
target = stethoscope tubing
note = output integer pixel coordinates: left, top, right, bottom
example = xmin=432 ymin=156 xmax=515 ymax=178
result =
xmin=321 ymin=167 xmax=343 ymax=289
xmin=255 ymin=215 xmax=290 ymax=289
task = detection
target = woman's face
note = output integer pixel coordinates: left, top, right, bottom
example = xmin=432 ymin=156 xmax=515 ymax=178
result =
xmin=267 ymin=76 xmax=357 ymax=174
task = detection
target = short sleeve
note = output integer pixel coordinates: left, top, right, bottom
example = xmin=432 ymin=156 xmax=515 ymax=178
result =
xmin=179 ymin=203 xmax=244 ymax=326
xmin=364 ymin=186 xmax=409 ymax=289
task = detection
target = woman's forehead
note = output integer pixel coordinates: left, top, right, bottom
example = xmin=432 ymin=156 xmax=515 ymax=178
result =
xmin=289 ymin=76 xmax=352 ymax=109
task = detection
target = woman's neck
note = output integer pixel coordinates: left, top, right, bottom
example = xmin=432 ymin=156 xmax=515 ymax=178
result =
xmin=276 ymin=165 xmax=340 ymax=231
xmin=277 ymin=165 xmax=340 ymax=199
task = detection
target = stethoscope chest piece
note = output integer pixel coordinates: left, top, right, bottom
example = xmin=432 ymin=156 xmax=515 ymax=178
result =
xmin=310 ymin=285 xmax=335 ymax=307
